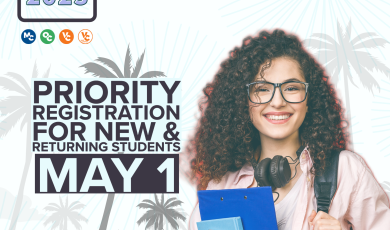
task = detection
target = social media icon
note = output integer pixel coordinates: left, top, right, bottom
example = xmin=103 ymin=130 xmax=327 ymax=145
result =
xmin=59 ymin=29 xmax=74 ymax=44
xmin=21 ymin=29 xmax=36 ymax=44
xmin=78 ymin=29 xmax=93 ymax=44
xmin=40 ymin=29 xmax=55 ymax=44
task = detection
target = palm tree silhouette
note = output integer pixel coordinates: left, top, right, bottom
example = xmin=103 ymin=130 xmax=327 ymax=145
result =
xmin=80 ymin=43 xmax=166 ymax=79
xmin=43 ymin=196 xmax=88 ymax=230
xmin=381 ymin=181 xmax=390 ymax=198
xmin=303 ymin=19 xmax=390 ymax=151
xmin=0 ymin=62 xmax=50 ymax=230
xmin=80 ymin=43 xmax=167 ymax=230
xmin=137 ymin=194 xmax=186 ymax=230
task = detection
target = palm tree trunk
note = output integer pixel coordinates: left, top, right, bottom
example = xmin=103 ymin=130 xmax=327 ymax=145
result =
xmin=343 ymin=71 xmax=354 ymax=152
xmin=9 ymin=123 xmax=31 ymax=230
xmin=99 ymin=194 xmax=115 ymax=230
xmin=99 ymin=152 xmax=123 ymax=230
xmin=65 ymin=217 xmax=68 ymax=230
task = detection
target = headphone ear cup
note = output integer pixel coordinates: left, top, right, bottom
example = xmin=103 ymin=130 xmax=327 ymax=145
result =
xmin=279 ymin=157 xmax=291 ymax=187
xmin=270 ymin=155 xmax=284 ymax=188
xmin=254 ymin=158 xmax=272 ymax=187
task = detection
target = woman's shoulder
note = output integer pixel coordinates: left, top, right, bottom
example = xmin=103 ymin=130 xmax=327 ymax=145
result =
xmin=337 ymin=149 xmax=370 ymax=174
xmin=336 ymin=149 xmax=385 ymax=196
xmin=206 ymin=162 xmax=253 ymax=190
xmin=206 ymin=170 xmax=238 ymax=190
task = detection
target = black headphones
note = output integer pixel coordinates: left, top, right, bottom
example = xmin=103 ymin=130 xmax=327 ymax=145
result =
xmin=252 ymin=145 xmax=305 ymax=191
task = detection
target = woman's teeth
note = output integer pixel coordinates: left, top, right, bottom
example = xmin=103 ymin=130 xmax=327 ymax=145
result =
xmin=266 ymin=115 xmax=291 ymax=120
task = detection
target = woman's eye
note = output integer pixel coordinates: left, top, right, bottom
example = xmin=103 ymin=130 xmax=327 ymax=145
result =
xmin=285 ymin=87 xmax=298 ymax=91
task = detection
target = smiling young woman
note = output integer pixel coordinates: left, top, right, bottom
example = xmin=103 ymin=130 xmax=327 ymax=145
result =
xmin=187 ymin=29 xmax=390 ymax=230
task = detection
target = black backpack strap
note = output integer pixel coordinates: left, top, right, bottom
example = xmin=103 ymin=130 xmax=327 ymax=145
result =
xmin=314 ymin=148 xmax=342 ymax=213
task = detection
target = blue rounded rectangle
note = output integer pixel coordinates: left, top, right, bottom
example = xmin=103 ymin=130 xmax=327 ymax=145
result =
xmin=18 ymin=0 xmax=97 ymax=22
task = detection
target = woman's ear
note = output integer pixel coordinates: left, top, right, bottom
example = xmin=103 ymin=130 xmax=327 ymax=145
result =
xmin=306 ymin=106 xmax=309 ymax=113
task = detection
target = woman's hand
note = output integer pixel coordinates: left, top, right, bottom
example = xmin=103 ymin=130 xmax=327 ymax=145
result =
xmin=308 ymin=210 xmax=341 ymax=230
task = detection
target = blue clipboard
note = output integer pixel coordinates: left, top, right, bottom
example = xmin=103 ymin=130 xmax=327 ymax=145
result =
xmin=198 ymin=186 xmax=278 ymax=230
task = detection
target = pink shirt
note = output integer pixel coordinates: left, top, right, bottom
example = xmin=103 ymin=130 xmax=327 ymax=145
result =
xmin=188 ymin=147 xmax=390 ymax=230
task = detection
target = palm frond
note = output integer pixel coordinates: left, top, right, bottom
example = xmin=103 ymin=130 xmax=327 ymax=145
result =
xmin=46 ymin=203 xmax=61 ymax=209
xmin=323 ymin=58 xmax=342 ymax=86
xmin=59 ymin=196 xmax=64 ymax=208
xmin=336 ymin=20 xmax=344 ymax=44
xmin=310 ymin=33 xmax=337 ymax=45
xmin=68 ymin=201 xmax=79 ymax=209
xmin=95 ymin=57 xmax=124 ymax=78
xmin=0 ymin=96 xmax=28 ymax=116
xmin=68 ymin=212 xmax=88 ymax=230
xmin=3 ymin=72 xmax=30 ymax=94
xmin=381 ymin=181 xmax=390 ymax=189
xmin=42 ymin=65 xmax=51 ymax=79
xmin=137 ymin=203 xmax=159 ymax=211
xmin=165 ymin=200 xmax=183 ymax=209
xmin=145 ymin=214 xmax=158 ymax=229
xmin=137 ymin=210 xmax=156 ymax=226
xmin=0 ymin=107 xmax=27 ymax=138
xmin=164 ymin=212 xmax=180 ymax=230
xmin=139 ymin=71 xmax=166 ymax=78
xmin=154 ymin=194 xmax=160 ymax=206
xmin=131 ymin=49 xmax=145 ymax=78
xmin=79 ymin=62 xmax=117 ymax=78
xmin=43 ymin=212 xmax=61 ymax=226
xmin=32 ymin=61 xmax=38 ymax=79
xmin=166 ymin=208 xmax=186 ymax=222
xmin=124 ymin=44 xmax=133 ymax=78
xmin=344 ymin=19 xmax=352 ymax=41
xmin=349 ymin=65 xmax=380 ymax=94
xmin=69 ymin=203 xmax=85 ymax=211
xmin=314 ymin=50 xmax=337 ymax=65
xmin=302 ymin=38 xmax=335 ymax=51
xmin=141 ymin=199 xmax=157 ymax=206
xmin=351 ymin=32 xmax=378 ymax=45
xmin=154 ymin=214 xmax=160 ymax=230
xmin=353 ymin=38 xmax=389 ymax=50
xmin=349 ymin=51 xmax=390 ymax=77
xmin=43 ymin=206 xmax=59 ymax=212
xmin=164 ymin=197 xmax=177 ymax=207
xmin=49 ymin=219 xmax=62 ymax=230
xmin=68 ymin=215 xmax=83 ymax=230
xmin=343 ymin=64 xmax=359 ymax=89
xmin=0 ymin=76 xmax=29 ymax=96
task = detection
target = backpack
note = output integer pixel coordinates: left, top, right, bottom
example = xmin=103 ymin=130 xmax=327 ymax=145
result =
xmin=313 ymin=148 xmax=342 ymax=214
xmin=313 ymin=148 xmax=353 ymax=229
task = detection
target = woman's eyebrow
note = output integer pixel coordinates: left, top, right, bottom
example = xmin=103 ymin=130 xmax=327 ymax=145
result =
xmin=254 ymin=77 xmax=303 ymax=83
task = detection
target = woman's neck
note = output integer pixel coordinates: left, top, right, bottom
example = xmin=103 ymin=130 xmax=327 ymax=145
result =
xmin=256 ymin=132 xmax=303 ymax=162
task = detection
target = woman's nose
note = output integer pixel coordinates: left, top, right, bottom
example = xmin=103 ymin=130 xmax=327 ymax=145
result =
xmin=270 ymin=87 xmax=286 ymax=107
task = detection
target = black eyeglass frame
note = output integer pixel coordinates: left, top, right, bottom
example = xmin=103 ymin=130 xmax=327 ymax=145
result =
xmin=246 ymin=81 xmax=309 ymax=104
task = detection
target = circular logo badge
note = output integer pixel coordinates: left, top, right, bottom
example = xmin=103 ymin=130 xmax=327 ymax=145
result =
xmin=59 ymin=29 xmax=74 ymax=44
xmin=40 ymin=29 xmax=55 ymax=44
xmin=78 ymin=29 xmax=93 ymax=44
xmin=21 ymin=29 xmax=36 ymax=44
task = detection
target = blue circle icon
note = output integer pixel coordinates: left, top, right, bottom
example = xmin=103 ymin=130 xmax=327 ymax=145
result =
xmin=21 ymin=29 xmax=36 ymax=44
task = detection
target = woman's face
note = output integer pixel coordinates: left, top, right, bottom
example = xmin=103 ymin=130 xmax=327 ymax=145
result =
xmin=248 ymin=57 xmax=308 ymax=141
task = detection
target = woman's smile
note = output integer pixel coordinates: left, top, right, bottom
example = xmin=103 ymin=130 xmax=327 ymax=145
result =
xmin=264 ymin=113 xmax=293 ymax=124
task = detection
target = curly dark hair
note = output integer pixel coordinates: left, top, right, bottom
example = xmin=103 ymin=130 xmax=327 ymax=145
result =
xmin=188 ymin=29 xmax=351 ymax=190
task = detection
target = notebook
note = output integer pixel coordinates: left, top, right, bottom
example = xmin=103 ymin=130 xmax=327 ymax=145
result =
xmin=198 ymin=186 xmax=278 ymax=230
xmin=196 ymin=216 xmax=244 ymax=230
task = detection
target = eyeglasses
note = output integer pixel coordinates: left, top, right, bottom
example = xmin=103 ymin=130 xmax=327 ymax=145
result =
xmin=246 ymin=81 xmax=309 ymax=104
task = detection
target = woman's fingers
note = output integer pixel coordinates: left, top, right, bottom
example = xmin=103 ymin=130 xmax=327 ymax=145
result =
xmin=312 ymin=213 xmax=341 ymax=230
xmin=313 ymin=220 xmax=341 ymax=230
xmin=308 ymin=210 xmax=316 ymax=226
xmin=312 ymin=211 xmax=335 ymax=225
